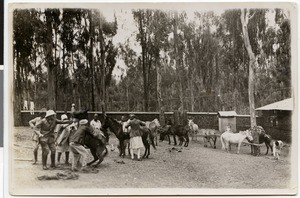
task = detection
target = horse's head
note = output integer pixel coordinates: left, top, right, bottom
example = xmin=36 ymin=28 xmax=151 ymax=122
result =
xmin=188 ymin=119 xmax=193 ymax=126
xmin=153 ymin=118 xmax=160 ymax=127
xmin=102 ymin=115 xmax=123 ymax=137
xmin=159 ymin=125 xmax=171 ymax=141
xmin=244 ymin=130 xmax=254 ymax=142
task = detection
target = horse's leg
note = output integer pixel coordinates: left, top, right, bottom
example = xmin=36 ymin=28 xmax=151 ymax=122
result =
xmin=265 ymin=141 xmax=269 ymax=155
xmin=237 ymin=143 xmax=241 ymax=154
xmin=87 ymin=149 xmax=98 ymax=166
xmin=94 ymin=147 xmax=107 ymax=167
xmin=147 ymin=143 xmax=150 ymax=158
xmin=185 ymin=134 xmax=189 ymax=147
xmin=119 ymin=141 xmax=123 ymax=157
xmin=173 ymin=134 xmax=177 ymax=146
xmin=213 ymin=136 xmax=217 ymax=149
xmin=208 ymin=137 xmax=214 ymax=148
xmin=127 ymin=142 xmax=131 ymax=156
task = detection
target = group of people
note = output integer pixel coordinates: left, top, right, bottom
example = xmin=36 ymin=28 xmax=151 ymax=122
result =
xmin=29 ymin=106 xmax=104 ymax=171
xmin=29 ymin=104 xmax=147 ymax=171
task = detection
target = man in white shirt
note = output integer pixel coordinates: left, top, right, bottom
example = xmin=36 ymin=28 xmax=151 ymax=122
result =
xmin=90 ymin=113 xmax=102 ymax=130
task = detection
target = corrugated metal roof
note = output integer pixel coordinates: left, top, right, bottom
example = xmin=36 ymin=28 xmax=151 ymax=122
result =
xmin=218 ymin=111 xmax=237 ymax=117
xmin=256 ymin=98 xmax=293 ymax=111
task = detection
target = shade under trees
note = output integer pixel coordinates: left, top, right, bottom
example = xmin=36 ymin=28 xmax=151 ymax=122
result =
xmin=13 ymin=8 xmax=291 ymax=126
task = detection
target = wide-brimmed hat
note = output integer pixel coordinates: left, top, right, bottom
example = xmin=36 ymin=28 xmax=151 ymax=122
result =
xmin=61 ymin=114 xmax=68 ymax=120
xmin=45 ymin=110 xmax=56 ymax=118
xmin=72 ymin=103 xmax=75 ymax=107
xmin=79 ymin=119 xmax=88 ymax=125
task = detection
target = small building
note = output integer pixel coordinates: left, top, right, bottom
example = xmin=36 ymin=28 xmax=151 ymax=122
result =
xmin=256 ymin=98 xmax=293 ymax=143
xmin=218 ymin=111 xmax=237 ymax=133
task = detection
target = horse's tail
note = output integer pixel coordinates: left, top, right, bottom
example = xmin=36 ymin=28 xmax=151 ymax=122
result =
xmin=220 ymin=134 xmax=225 ymax=150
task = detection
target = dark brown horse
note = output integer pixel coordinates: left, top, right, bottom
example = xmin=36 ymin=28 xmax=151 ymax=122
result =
xmin=102 ymin=116 xmax=156 ymax=158
xmin=70 ymin=110 xmax=108 ymax=167
xmin=248 ymin=126 xmax=273 ymax=155
xmin=159 ymin=124 xmax=190 ymax=147
xmin=85 ymin=132 xmax=108 ymax=167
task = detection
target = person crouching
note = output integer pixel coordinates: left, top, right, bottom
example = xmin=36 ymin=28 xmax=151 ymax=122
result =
xmin=69 ymin=119 xmax=91 ymax=171
xmin=125 ymin=114 xmax=145 ymax=161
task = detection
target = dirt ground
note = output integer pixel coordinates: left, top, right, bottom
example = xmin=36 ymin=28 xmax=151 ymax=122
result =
xmin=10 ymin=127 xmax=293 ymax=194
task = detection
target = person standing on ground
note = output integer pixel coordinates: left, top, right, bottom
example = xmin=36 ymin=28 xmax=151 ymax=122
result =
xmin=35 ymin=110 xmax=71 ymax=170
xmin=125 ymin=114 xmax=145 ymax=161
xmin=90 ymin=113 xmax=102 ymax=130
xmin=55 ymin=114 xmax=71 ymax=165
xmin=29 ymin=108 xmax=47 ymax=165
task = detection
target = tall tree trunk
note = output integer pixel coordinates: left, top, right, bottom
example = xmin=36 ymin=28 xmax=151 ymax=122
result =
xmin=156 ymin=61 xmax=165 ymax=125
xmin=45 ymin=15 xmax=56 ymax=110
xmin=189 ymin=72 xmax=195 ymax=112
xmin=14 ymin=57 xmax=22 ymax=126
xmin=241 ymin=9 xmax=257 ymax=127
xmin=89 ymin=11 xmax=95 ymax=110
xmin=173 ymin=11 xmax=184 ymax=113
xmin=138 ymin=14 xmax=149 ymax=112
xmin=126 ymin=84 xmax=130 ymax=111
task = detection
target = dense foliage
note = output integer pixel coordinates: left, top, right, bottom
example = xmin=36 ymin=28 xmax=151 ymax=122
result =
xmin=13 ymin=8 xmax=291 ymax=125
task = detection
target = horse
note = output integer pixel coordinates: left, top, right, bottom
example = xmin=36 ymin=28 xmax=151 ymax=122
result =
xmin=159 ymin=123 xmax=190 ymax=147
xmin=198 ymin=129 xmax=218 ymax=148
xmin=187 ymin=119 xmax=199 ymax=141
xmin=68 ymin=121 xmax=108 ymax=167
xmin=85 ymin=132 xmax=108 ymax=167
xmin=220 ymin=130 xmax=253 ymax=154
xmin=145 ymin=118 xmax=161 ymax=146
xmin=248 ymin=126 xmax=273 ymax=155
xmin=102 ymin=116 xmax=156 ymax=158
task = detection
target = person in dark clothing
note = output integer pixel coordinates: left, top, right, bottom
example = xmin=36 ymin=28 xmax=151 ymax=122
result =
xmin=69 ymin=119 xmax=92 ymax=171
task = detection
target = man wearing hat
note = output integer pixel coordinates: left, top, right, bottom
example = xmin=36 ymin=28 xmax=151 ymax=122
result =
xmin=69 ymin=119 xmax=92 ymax=171
xmin=55 ymin=114 xmax=71 ymax=165
xmin=35 ymin=110 xmax=71 ymax=170
xmin=29 ymin=108 xmax=47 ymax=165
xmin=125 ymin=114 xmax=146 ymax=161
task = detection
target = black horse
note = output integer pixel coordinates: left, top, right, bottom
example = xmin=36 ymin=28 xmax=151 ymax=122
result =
xmin=102 ymin=116 xmax=156 ymax=158
xmin=259 ymin=133 xmax=273 ymax=155
xmin=159 ymin=124 xmax=190 ymax=147
xmin=84 ymin=132 xmax=108 ymax=166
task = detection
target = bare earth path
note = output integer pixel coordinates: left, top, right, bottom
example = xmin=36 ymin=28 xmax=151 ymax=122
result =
xmin=10 ymin=127 xmax=292 ymax=194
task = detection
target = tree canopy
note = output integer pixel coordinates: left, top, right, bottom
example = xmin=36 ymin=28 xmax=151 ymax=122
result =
xmin=13 ymin=8 xmax=291 ymax=125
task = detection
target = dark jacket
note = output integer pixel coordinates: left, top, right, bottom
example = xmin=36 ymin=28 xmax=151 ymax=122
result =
xmin=69 ymin=125 xmax=92 ymax=145
xmin=125 ymin=118 xmax=145 ymax=138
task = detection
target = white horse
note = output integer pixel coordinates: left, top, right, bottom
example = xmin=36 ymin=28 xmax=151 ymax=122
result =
xmin=145 ymin=118 xmax=161 ymax=146
xmin=220 ymin=130 xmax=253 ymax=154
xmin=188 ymin=119 xmax=199 ymax=141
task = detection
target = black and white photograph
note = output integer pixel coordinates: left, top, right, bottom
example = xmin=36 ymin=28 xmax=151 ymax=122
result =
xmin=8 ymin=2 xmax=297 ymax=196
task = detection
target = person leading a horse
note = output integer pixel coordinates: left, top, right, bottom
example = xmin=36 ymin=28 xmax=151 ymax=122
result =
xmin=35 ymin=110 xmax=71 ymax=170
xmin=125 ymin=114 xmax=145 ymax=161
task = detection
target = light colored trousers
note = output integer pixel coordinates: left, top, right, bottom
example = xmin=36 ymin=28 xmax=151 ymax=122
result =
xmin=69 ymin=142 xmax=89 ymax=169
